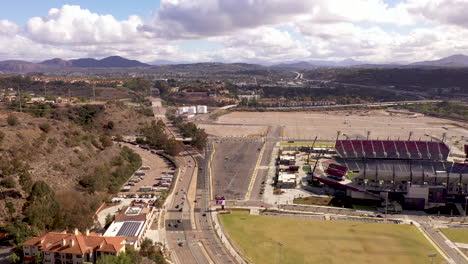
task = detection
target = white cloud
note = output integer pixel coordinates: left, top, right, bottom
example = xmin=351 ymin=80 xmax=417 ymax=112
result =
xmin=145 ymin=0 xmax=317 ymax=39
xmin=212 ymin=27 xmax=310 ymax=63
xmin=0 ymin=20 xmax=20 ymax=36
xmin=26 ymin=5 xmax=144 ymax=45
xmin=405 ymin=0 xmax=468 ymax=28
xmin=2 ymin=1 xmax=468 ymax=64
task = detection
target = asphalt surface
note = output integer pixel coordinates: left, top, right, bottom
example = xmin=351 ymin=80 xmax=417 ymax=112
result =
xmin=151 ymin=97 xmax=236 ymax=264
xmin=211 ymin=140 xmax=263 ymax=200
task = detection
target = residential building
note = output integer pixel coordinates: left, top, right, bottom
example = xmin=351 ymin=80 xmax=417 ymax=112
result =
xmin=22 ymin=230 xmax=126 ymax=264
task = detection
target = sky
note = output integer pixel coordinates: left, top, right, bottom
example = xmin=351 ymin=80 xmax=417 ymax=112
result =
xmin=1 ymin=0 xmax=468 ymax=64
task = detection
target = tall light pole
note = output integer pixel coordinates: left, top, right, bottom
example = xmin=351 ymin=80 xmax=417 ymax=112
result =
xmin=465 ymin=196 xmax=468 ymax=217
xmin=277 ymin=242 xmax=284 ymax=264
xmin=385 ymin=191 xmax=389 ymax=221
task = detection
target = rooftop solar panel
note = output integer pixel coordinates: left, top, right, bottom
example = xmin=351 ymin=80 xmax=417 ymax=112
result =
xmin=116 ymin=222 xmax=142 ymax=237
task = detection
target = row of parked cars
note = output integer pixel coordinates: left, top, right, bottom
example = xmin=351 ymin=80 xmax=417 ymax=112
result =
xmin=116 ymin=193 xmax=158 ymax=199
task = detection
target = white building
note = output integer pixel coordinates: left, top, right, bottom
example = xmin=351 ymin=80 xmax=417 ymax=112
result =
xmin=187 ymin=106 xmax=197 ymax=114
xmin=278 ymin=173 xmax=296 ymax=188
xmin=197 ymin=105 xmax=208 ymax=114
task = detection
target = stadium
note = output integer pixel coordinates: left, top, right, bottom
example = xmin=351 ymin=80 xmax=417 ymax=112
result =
xmin=314 ymin=138 xmax=468 ymax=210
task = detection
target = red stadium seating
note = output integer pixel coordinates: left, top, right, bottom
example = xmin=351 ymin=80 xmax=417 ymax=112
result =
xmin=326 ymin=163 xmax=348 ymax=178
xmin=335 ymin=140 xmax=450 ymax=161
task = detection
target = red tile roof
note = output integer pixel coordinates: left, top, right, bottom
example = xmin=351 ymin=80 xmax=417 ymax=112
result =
xmin=22 ymin=231 xmax=125 ymax=255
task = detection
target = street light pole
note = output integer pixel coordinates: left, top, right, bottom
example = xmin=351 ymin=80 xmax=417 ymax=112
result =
xmin=385 ymin=191 xmax=389 ymax=221
xmin=465 ymin=196 xmax=468 ymax=217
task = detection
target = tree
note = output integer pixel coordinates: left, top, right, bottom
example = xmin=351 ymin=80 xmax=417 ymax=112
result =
xmin=7 ymin=114 xmax=19 ymax=126
xmin=105 ymin=214 xmax=114 ymax=228
xmin=33 ymin=252 xmax=42 ymax=264
xmin=96 ymin=253 xmax=133 ymax=264
xmin=23 ymin=181 xmax=59 ymax=230
xmin=5 ymin=201 xmax=16 ymax=220
xmin=2 ymin=219 xmax=38 ymax=245
xmin=9 ymin=253 xmax=20 ymax=264
xmin=165 ymin=138 xmax=183 ymax=156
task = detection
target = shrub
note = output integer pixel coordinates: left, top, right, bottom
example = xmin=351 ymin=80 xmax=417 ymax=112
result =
xmin=7 ymin=114 xmax=19 ymax=126
xmin=0 ymin=177 xmax=16 ymax=188
xmin=100 ymin=135 xmax=113 ymax=148
xmin=38 ymin=123 xmax=51 ymax=133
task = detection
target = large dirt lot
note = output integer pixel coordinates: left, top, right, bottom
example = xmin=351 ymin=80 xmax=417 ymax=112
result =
xmin=199 ymin=123 xmax=268 ymax=138
xmin=208 ymin=110 xmax=468 ymax=151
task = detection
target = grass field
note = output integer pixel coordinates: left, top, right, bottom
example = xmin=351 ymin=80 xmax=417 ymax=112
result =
xmin=441 ymin=228 xmax=468 ymax=244
xmin=280 ymin=142 xmax=335 ymax=147
xmin=220 ymin=211 xmax=443 ymax=264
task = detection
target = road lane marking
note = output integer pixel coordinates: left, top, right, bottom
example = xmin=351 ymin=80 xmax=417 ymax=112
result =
xmin=198 ymin=242 xmax=215 ymax=264
xmin=245 ymin=141 xmax=266 ymax=200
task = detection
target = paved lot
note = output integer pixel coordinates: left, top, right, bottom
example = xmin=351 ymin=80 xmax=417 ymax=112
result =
xmin=211 ymin=141 xmax=263 ymax=200
xmin=120 ymin=143 xmax=174 ymax=194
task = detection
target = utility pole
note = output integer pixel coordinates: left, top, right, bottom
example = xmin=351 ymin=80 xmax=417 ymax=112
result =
xmin=17 ymin=87 xmax=22 ymax=113
xmin=93 ymin=83 xmax=96 ymax=102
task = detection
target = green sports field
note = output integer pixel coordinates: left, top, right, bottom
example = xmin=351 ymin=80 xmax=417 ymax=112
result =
xmin=441 ymin=228 xmax=468 ymax=244
xmin=220 ymin=211 xmax=443 ymax=264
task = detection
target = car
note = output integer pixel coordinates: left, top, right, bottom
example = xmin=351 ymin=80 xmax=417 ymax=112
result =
xmin=175 ymin=204 xmax=179 ymax=209
xmin=168 ymin=223 xmax=172 ymax=227
xmin=202 ymin=213 xmax=207 ymax=217
xmin=376 ymin=214 xmax=384 ymax=218
xmin=174 ymin=224 xmax=178 ymax=228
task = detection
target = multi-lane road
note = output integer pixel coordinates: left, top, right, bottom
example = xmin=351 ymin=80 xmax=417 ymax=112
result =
xmin=151 ymin=97 xmax=237 ymax=264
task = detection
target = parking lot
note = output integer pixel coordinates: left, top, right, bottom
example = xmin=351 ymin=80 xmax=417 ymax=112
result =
xmin=119 ymin=143 xmax=176 ymax=196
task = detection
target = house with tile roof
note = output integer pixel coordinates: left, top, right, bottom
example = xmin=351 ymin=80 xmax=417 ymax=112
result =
xmin=22 ymin=229 xmax=126 ymax=264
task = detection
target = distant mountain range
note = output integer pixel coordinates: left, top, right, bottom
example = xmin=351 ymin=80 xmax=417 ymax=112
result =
xmin=1 ymin=54 xmax=468 ymax=74
xmin=274 ymin=54 xmax=468 ymax=69
xmin=41 ymin=56 xmax=149 ymax=68
xmin=0 ymin=56 xmax=149 ymax=73
xmin=409 ymin=54 xmax=468 ymax=67
xmin=273 ymin=58 xmax=364 ymax=69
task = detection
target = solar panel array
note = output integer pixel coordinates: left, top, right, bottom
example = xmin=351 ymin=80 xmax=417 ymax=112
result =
xmin=116 ymin=222 xmax=142 ymax=237
xmin=335 ymin=140 xmax=450 ymax=161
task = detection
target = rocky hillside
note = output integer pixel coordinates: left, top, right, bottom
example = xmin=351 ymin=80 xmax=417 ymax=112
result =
xmin=0 ymin=101 xmax=153 ymax=228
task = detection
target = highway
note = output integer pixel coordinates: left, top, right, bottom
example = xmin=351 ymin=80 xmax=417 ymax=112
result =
xmin=151 ymin=97 xmax=237 ymax=264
